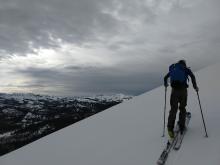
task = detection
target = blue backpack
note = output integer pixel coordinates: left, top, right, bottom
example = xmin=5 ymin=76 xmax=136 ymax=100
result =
xmin=169 ymin=63 xmax=188 ymax=84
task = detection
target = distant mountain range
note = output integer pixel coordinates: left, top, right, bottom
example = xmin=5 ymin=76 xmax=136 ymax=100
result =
xmin=0 ymin=93 xmax=132 ymax=156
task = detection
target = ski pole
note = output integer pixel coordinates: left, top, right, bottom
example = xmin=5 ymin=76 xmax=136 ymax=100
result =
xmin=196 ymin=91 xmax=208 ymax=138
xmin=162 ymin=87 xmax=167 ymax=137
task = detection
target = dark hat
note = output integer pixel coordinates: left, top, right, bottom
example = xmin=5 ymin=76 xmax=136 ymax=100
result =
xmin=178 ymin=60 xmax=186 ymax=67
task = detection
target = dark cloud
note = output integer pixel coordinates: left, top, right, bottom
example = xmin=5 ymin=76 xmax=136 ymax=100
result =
xmin=63 ymin=65 xmax=95 ymax=71
xmin=13 ymin=66 xmax=161 ymax=96
xmin=0 ymin=0 xmax=157 ymax=58
xmin=0 ymin=0 xmax=114 ymax=56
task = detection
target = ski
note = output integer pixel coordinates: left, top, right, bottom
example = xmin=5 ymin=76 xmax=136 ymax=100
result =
xmin=173 ymin=112 xmax=191 ymax=150
xmin=157 ymin=112 xmax=191 ymax=165
xmin=157 ymin=139 xmax=175 ymax=165
xmin=157 ymin=126 xmax=179 ymax=165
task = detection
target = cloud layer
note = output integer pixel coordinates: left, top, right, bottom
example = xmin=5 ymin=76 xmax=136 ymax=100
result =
xmin=0 ymin=0 xmax=220 ymax=96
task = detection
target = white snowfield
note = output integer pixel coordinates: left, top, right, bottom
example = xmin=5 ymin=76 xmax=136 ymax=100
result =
xmin=1 ymin=63 xmax=220 ymax=165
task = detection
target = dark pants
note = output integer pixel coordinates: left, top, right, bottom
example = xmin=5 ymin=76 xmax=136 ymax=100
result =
xmin=167 ymin=88 xmax=187 ymax=131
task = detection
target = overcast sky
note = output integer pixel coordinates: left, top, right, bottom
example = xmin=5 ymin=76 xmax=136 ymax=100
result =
xmin=0 ymin=0 xmax=220 ymax=96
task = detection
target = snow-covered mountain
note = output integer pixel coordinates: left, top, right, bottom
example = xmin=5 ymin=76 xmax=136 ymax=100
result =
xmin=0 ymin=93 xmax=132 ymax=102
xmin=0 ymin=93 xmax=132 ymax=156
xmin=1 ymin=63 xmax=220 ymax=165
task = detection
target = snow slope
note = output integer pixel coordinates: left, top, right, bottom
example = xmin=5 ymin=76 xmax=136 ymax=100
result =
xmin=1 ymin=63 xmax=220 ymax=165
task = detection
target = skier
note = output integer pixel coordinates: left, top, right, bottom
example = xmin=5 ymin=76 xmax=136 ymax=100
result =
xmin=164 ymin=60 xmax=199 ymax=138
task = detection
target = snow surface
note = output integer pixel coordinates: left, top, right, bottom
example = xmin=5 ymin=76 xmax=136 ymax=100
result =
xmin=1 ymin=63 xmax=220 ymax=165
